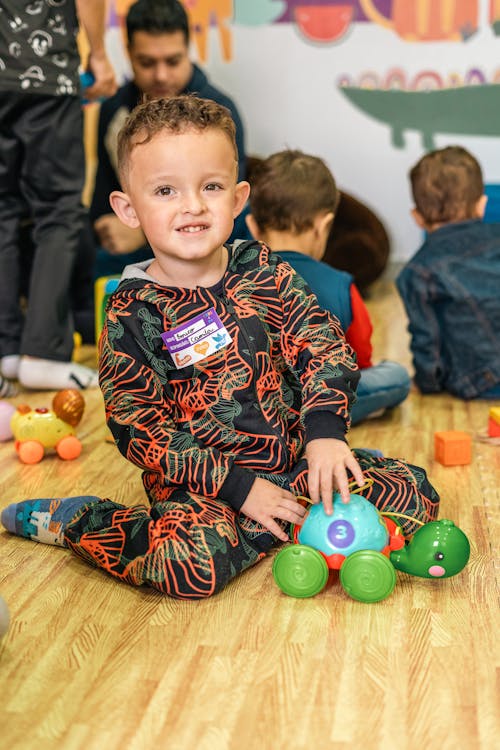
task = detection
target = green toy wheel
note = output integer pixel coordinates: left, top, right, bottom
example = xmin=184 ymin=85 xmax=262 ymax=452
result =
xmin=272 ymin=544 xmax=329 ymax=598
xmin=339 ymin=550 xmax=397 ymax=603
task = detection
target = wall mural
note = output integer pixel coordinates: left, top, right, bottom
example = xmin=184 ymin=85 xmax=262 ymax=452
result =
xmin=338 ymin=69 xmax=500 ymax=150
xmin=107 ymin=0 xmax=500 ymax=150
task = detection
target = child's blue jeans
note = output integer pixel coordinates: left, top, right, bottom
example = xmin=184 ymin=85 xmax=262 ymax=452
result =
xmin=351 ymin=360 xmax=411 ymax=425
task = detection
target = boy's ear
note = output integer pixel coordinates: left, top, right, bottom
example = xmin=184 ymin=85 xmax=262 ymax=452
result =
xmin=411 ymin=207 xmax=427 ymax=229
xmin=475 ymin=194 xmax=488 ymax=219
xmin=109 ymin=190 xmax=141 ymax=228
xmin=314 ymin=211 xmax=335 ymax=240
xmin=233 ymin=180 xmax=251 ymax=218
xmin=245 ymin=213 xmax=260 ymax=239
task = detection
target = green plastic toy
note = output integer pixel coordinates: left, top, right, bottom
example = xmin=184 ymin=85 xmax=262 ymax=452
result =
xmin=272 ymin=493 xmax=470 ymax=603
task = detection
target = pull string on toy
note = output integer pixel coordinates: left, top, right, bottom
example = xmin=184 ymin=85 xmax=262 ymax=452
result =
xmin=295 ymin=474 xmax=426 ymax=528
xmin=296 ymin=477 xmax=375 ymax=507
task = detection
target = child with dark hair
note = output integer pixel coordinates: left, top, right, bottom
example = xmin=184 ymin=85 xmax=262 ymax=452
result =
xmin=397 ymin=145 xmax=500 ymax=399
xmin=246 ymin=149 xmax=410 ymax=424
xmin=2 ymin=96 xmax=440 ymax=600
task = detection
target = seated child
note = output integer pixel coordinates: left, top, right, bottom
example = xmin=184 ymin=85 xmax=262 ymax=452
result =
xmin=397 ymin=145 xmax=500 ymax=399
xmin=1 ymin=96 xmax=439 ymax=599
xmin=246 ymin=150 xmax=410 ymax=424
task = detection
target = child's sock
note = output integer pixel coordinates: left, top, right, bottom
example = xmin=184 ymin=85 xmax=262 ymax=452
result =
xmin=1 ymin=355 xmax=20 ymax=380
xmin=18 ymin=357 xmax=99 ymax=390
xmin=1 ymin=495 xmax=99 ymax=546
xmin=0 ymin=374 xmax=18 ymax=398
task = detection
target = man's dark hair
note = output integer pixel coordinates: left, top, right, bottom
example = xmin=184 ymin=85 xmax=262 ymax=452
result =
xmin=126 ymin=0 xmax=190 ymax=44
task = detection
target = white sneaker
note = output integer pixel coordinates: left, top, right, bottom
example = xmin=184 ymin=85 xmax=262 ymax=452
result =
xmin=18 ymin=357 xmax=99 ymax=391
xmin=0 ymin=374 xmax=18 ymax=398
xmin=1 ymin=355 xmax=20 ymax=380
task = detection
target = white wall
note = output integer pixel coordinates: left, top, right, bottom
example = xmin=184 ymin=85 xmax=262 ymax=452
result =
xmin=106 ymin=0 xmax=500 ymax=261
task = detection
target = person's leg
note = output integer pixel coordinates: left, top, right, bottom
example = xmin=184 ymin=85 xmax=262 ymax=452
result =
xmin=478 ymin=382 xmax=500 ymax=399
xmin=71 ymin=216 xmax=98 ymax=344
xmin=351 ymin=361 xmax=411 ymax=425
xmin=16 ymin=95 xmax=97 ymax=389
xmin=14 ymin=208 xmax=97 ymax=346
xmin=0 ymin=374 xmax=17 ymax=398
xmin=0 ymin=93 xmax=26 ymax=365
xmin=1 ymin=491 xmax=276 ymax=599
xmin=1 ymin=496 xmax=100 ymax=546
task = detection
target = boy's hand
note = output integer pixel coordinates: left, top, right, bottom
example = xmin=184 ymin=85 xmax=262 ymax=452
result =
xmin=240 ymin=478 xmax=307 ymax=542
xmin=306 ymin=438 xmax=364 ymax=513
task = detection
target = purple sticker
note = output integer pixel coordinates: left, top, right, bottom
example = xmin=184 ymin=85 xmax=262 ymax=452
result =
xmin=161 ymin=308 xmax=231 ymax=368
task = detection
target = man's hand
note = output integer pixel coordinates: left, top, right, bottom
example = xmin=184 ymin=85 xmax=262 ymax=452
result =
xmin=306 ymin=438 xmax=364 ymax=513
xmin=240 ymin=477 xmax=307 ymax=542
xmin=85 ymin=52 xmax=117 ymax=99
xmin=94 ymin=215 xmax=146 ymax=255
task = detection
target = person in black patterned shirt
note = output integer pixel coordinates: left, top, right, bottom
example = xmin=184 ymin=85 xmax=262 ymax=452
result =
xmin=0 ymin=0 xmax=116 ymax=390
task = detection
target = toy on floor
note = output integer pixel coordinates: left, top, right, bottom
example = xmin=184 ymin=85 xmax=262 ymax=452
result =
xmin=94 ymin=275 xmax=120 ymax=342
xmin=434 ymin=430 xmax=472 ymax=466
xmin=475 ymin=406 xmax=500 ymax=445
xmin=488 ymin=407 xmax=500 ymax=438
xmin=272 ymin=488 xmax=470 ymax=603
xmin=10 ymin=389 xmax=85 ymax=464
xmin=0 ymin=594 xmax=9 ymax=638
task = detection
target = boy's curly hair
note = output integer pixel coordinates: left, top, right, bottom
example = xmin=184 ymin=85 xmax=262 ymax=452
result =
xmin=116 ymin=95 xmax=238 ymax=187
xmin=248 ymin=150 xmax=339 ymax=234
xmin=409 ymin=146 xmax=484 ymax=225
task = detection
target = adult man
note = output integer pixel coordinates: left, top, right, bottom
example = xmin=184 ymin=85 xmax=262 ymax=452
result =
xmin=91 ymin=0 xmax=247 ymax=277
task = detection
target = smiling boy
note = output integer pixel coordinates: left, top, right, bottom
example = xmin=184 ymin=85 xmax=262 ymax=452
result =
xmin=109 ymin=103 xmax=248 ymax=289
xmin=1 ymin=97 xmax=440 ymax=599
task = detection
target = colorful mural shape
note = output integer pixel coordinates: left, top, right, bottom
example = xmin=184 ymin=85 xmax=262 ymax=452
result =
xmin=233 ymin=0 xmax=286 ymax=26
xmin=490 ymin=0 xmax=500 ymax=33
xmin=105 ymin=1 xmax=500 ymax=148
xmin=339 ymin=69 xmax=500 ymax=149
xmin=106 ymin=1 xmax=498 ymax=62
xmin=293 ymin=4 xmax=354 ymax=42
xmin=185 ymin=0 xmax=233 ymax=61
xmin=359 ymin=0 xmax=479 ymax=41
xmin=272 ymin=0 xmax=379 ymax=24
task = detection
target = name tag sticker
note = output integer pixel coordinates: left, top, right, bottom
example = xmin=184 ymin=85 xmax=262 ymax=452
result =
xmin=161 ymin=308 xmax=231 ymax=367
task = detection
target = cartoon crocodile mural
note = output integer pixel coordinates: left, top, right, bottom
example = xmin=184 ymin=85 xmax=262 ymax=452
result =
xmin=339 ymin=83 xmax=500 ymax=149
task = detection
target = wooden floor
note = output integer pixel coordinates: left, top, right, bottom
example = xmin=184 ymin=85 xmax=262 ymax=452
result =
xmin=1 ymin=280 xmax=498 ymax=750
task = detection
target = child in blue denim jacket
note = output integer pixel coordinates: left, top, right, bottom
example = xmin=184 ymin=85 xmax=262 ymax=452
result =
xmin=397 ymin=146 xmax=500 ymax=400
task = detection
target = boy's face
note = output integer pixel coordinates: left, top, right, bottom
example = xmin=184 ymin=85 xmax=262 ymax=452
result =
xmin=128 ymin=30 xmax=192 ymax=99
xmin=111 ymin=128 xmax=249 ymax=280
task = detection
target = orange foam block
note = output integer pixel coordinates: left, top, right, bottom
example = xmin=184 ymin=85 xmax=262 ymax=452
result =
xmin=434 ymin=431 xmax=472 ymax=466
xmin=488 ymin=406 xmax=500 ymax=438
